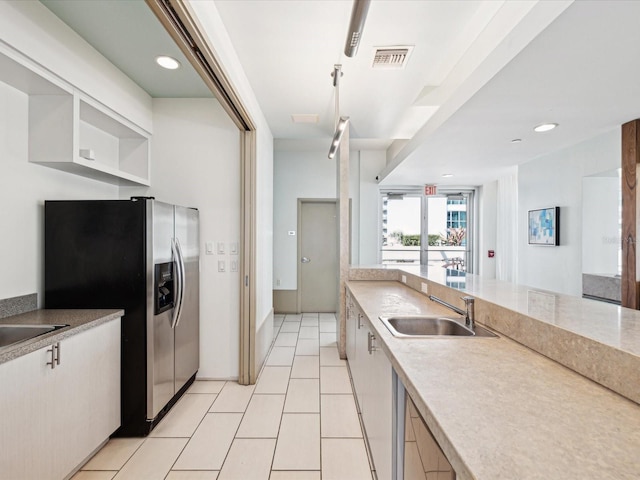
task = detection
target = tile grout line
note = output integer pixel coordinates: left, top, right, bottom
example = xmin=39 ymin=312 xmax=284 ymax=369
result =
xmin=267 ymin=314 xmax=297 ymax=477
xmin=163 ymin=382 xmax=226 ymax=478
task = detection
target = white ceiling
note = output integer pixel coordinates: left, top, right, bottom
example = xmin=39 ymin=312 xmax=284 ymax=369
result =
xmin=40 ymin=1 xmax=640 ymax=189
xmin=215 ymin=0 xmax=640 ymax=187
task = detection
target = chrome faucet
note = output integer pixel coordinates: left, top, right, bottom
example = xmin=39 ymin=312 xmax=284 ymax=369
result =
xmin=428 ymin=295 xmax=476 ymax=331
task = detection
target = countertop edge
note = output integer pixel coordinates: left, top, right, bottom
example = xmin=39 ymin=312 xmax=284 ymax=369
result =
xmin=0 ymin=309 xmax=124 ymax=365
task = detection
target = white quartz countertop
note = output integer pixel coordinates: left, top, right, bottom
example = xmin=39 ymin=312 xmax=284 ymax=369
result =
xmin=347 ymin=280 xmax=640 ymax=480
xmin=0 ymin=309 xmax=123 ymax=364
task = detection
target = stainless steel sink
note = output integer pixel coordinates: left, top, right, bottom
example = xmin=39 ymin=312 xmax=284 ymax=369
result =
xmin=380 ymin=316 xmax=497 ymax=338
xmin=0 ymin=324 xmax=68 ymax=350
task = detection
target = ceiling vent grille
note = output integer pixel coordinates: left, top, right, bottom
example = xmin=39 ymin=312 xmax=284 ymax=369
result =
xmin=372 ymin=46 xmax=413 ymax=69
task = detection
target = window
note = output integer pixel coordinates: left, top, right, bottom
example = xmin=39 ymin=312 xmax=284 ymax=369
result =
xmin=379 ymin=189 xmax=475 ymax=272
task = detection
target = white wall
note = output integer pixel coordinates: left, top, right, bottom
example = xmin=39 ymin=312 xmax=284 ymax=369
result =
xmin=273 ymin=148 xmax=384 ymax=289
xmin=518 ymin=128 xmax=620 ymax=296
xmin=478 ymin=181 xmax=497 ymax=278
xmin=187 ymin=0 xmax=274 ymax=337
xmin=273 ymin=149 xmax=338 ymax=290
xmin=0 ymin=82 xmax=118 ymax=303
xmin=582 ymin=175 xmax=619 ymax=274
xmin=122 ymin=98 xmax=240 ymax=380
xmin=358 ymin=151 xmax=387 ymax=265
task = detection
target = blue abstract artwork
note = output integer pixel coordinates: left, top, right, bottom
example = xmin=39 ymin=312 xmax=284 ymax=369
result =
xmin=528 ymin=207 xmax=559 ymax=245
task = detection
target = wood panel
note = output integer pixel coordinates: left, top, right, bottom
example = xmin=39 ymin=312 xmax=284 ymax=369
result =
xmin=621 ymin=120 xmax=640 ymax=308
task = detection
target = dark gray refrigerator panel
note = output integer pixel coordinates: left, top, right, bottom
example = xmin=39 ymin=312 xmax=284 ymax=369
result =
xmin=44 ymin=198 xmax=199 ymax=436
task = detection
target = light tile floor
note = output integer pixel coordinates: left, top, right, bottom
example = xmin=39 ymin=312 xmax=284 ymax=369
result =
xmin=74 ymin=313 xmax=373 ymax=480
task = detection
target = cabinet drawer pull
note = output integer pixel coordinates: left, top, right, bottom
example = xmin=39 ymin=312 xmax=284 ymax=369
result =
xmin=46 ymin=343 xmax=61 ymax=369
xmin=368 ymin=332 xmax=377 ymax=354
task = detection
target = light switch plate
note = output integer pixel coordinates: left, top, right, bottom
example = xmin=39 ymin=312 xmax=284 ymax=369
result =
xmin=205 ymin=242 xmax=213 ymax=255
xmin=217 ymin=242 xmax=225 ymax=254
xmin=230 ymin=242 xmax=238 ymax=255
xmin=421 ymin=282 xmax=428 ymax=294
xmin=231 ymin=260 xmax=238 ymax=272
xmin=218 ymin=260 xmax=225 ymax=272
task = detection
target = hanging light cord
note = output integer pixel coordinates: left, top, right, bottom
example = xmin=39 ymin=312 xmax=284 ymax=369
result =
xmin=333 ymin=64 xmax=342 ymax=130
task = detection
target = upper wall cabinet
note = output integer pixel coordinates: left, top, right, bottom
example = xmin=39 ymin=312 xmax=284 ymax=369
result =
xmin=1 ymin=42 xmax=151 ymax=186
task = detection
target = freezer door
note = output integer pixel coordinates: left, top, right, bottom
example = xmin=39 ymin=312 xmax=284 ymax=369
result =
xmin=147 ymin=201 xmax=176 ymax=420
xmin=174 ymin=205 xmax=200 ymax=393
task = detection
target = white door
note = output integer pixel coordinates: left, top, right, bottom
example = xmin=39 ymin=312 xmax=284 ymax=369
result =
xmin=299 ymin=201 xmax=338 ymax=312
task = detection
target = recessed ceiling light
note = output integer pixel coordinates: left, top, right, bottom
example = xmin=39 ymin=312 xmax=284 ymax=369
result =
xmin=511 ymin=138 xmax=522 ymax=143
xmin=155 ymin=55 xmax=181 ymax=70
xmin=442 ymin=173 xmax=453 ymax=178
xmin=534 ymin=123 xmax=558 ymax=133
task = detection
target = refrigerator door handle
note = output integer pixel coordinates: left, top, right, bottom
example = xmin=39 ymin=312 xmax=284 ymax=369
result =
xmin=171 ymin=238 xmax=184 ymax=329
xmin=174 ymin=238 xmax=187 ymax=327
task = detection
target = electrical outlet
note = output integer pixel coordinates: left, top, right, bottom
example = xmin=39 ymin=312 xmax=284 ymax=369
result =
xmin=421 ymin=282 xmax=428 ymax=294
xmin=276 ymin=279 xmax=281 ymax=286
xmin=401 ymin=275 xmax=407 ymax=284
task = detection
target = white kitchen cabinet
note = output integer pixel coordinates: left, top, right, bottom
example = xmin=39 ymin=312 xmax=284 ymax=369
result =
xmin=0 ymin=42 xmax=150 ymax=186
xmin=345 ymin=291 xmax=357 ymax=367
xmin=0 ymin=319 xmax=121 ymax=480
xmin=366 ymin=329 xmax=393 ymax=480
xmin=346 ymin=294 xmax=393 ymax=480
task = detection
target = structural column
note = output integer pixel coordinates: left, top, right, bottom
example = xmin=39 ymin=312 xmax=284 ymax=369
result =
xmin=337 ymin=125 xmax=350 ymax=359
xmin=621 ymin=120 xmax=640 ymax=309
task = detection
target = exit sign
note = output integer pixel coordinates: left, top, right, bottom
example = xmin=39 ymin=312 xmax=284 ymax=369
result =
xmin=424 ymin=185 xmax=438 ymax=196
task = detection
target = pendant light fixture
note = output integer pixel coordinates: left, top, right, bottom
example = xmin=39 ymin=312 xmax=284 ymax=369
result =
xmin=344 ymin=0 xmax=371 ymax=57
xmin=328 ymin=117 xmax=350 ymax=160
xmin=328 ymin=64 xmax=349 ymax=159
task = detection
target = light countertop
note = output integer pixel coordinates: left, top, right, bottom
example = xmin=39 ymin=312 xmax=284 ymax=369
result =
xmin=347 ymin=280 xmax=640 ymax=480
xmin=350 ymin=265 xmax=640 ymax=405
xmin=0 ymin=309 xmax=123 ymax=364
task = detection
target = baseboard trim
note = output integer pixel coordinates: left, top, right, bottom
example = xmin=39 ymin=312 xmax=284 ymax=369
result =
xmin=273 ymin=289 xmax=298 ymax=313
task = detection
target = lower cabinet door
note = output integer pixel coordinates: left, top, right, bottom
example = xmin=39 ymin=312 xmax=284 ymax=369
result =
xmin=52 ymin=319 xmax=121 ymax=479
xmin=351 ymin=313 xmax=393 ymax=480
xmin=0 ymin=344 xmax=56 ymax=479
xmin=366 ymin=333 xmax=393 ymax=480
xmin=0 ymin=319 xmax=121 ymax=480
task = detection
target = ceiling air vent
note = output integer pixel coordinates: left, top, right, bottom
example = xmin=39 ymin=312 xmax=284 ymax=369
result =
xmin=372 ymin=46 xmax=413 ymax=69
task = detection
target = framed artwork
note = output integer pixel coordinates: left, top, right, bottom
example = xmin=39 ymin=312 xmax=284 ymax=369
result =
xmin=528 ymin=207 xmax=560 ymax=246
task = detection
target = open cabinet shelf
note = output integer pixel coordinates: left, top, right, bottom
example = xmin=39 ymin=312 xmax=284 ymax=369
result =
xmin=0 ymin=41 xmax=151 ymax=186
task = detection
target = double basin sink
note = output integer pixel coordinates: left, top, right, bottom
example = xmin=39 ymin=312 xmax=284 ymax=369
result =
xmin=380 ymin=315 xmax=497 ymax=338
xmin=0 ymin=324 xmax=69 ymax=351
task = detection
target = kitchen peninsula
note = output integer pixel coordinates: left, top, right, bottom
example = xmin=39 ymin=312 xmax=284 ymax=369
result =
xmin=347 ymin=266 xmax=640 ymax=480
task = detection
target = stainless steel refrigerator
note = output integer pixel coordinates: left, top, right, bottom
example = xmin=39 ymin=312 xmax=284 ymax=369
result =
xmin=44 ymin=197 xmax=199 ymax=436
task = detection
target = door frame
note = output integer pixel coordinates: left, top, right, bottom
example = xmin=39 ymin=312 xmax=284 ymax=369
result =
xmin=146 ymin=0 xmax=258 ymax=384
xmin=296 ymin=198 xmax=338 ymax=313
